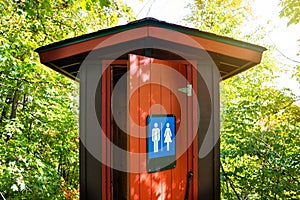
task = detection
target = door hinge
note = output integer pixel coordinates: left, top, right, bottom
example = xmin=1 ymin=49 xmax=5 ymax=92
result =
xmin=178 ymin=84 xmax=192 ymax=96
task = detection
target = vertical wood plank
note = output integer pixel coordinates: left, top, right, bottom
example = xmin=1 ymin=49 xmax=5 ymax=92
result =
xmin=106 ymin=66 xmax=111 ymax=200
xmin=81 ymin=61 xmax=103 ymax=199
xmin=180 ymin=63 xmax=188 ymax=200
xmin=212 ymin=62 xmax=221 ymax=200
xmin=79 ymin=60 xmax=87 ymax=200
xmin=101 ymin=63 xmax=108 ymax=200
xmin=129 ymin=54 xmax=141 ymax=200
xmin=192 ymin=64 xmax=199 ymax=200
xmin=101 ymin=63 xmax=112 ymax=200
xmin=150 ymin=60 xmax=162 ymax=200
xmin=187 ymin=64 xmax=193 ymax=199
xmin=161 ymin=81 xmax=172 ymax=200
xmin=170 ymin=62 xmax=187 ymax=200
xmin=197 ymin=60 xmax=215 ymax=199
xmin=139 ymin=56 xmax=152 ymax=200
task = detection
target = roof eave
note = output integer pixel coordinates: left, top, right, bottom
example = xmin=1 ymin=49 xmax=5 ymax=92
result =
xmin=35 ymin=18 xmax=267 ymax=54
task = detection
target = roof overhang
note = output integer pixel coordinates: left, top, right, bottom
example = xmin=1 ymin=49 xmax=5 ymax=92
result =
xmin=36 ymin=18 xmax=266 ymax=81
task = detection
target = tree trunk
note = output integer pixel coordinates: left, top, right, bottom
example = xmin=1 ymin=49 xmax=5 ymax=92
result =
xmin=10 ymin=86 xmax=21 ymax=119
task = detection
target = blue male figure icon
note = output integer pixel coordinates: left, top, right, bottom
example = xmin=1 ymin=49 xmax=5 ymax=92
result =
xmin=164 ymin=123 xmax=172 ymax=151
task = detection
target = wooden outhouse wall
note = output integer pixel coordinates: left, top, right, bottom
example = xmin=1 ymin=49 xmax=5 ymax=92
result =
xmin=79 ymin=54 xmax=220 ymax=200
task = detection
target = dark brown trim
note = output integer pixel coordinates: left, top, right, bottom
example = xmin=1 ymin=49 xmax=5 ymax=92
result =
xmin=196 ymin=61 xmax=221 ymax=199
xmin=80 ymin=63 xmax=103 ymax=200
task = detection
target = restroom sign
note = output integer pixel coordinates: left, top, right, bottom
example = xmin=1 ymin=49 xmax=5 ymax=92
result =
xmin=146 ymin=115 xmax=176 ymax=172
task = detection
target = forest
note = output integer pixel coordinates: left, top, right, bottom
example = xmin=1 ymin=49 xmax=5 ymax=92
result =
xmin=0 ymin=0 xmax=299 ymax=199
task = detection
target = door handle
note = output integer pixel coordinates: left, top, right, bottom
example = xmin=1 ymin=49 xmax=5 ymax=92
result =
xmin=184 ymin=171 xmax=194 ymax=200
xmin=178 ymin=84 xmax=192 ymax=96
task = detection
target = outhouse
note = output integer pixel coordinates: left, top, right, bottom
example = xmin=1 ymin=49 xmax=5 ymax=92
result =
xmin=36 ymin=18 xmax=266 ymax=200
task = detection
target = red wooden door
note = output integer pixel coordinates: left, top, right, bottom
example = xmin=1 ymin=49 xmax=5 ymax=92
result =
xmin=128 ymin=54 xmax=198 ymax=200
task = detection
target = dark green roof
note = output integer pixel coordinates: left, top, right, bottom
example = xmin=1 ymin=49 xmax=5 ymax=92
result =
xmin=35 ymin=17 xmax=266 ymax=53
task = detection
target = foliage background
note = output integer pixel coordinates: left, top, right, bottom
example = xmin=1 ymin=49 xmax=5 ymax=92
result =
xmin=0 ymin=0 xmax=299 ymax=199
xmin=186 ymin=0 xmax=300 ymax=199
xmin=0 ymin=0 xmax=133 ymax=199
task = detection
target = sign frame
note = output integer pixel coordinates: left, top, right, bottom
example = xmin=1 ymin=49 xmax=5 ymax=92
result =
xmin=146 ymin=114 xmax=176 ymax=173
